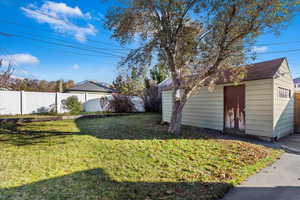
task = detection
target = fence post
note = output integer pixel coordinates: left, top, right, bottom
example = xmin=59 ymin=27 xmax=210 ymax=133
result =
xmin=20 ymin=91 xmax=22 ymax=115
xmin=56 ymin=92 xmax=60 ymax=113
xmin=55 ymin=92 xmax=58 ymax=113
xmin=20 ymin=90 xmax=24 ymax=115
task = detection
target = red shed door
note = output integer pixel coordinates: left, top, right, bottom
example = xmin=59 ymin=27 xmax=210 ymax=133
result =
xmin=224 ymin=85 xmax=245 ymax=133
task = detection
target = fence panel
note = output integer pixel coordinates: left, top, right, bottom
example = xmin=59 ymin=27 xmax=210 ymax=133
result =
xmin=0 ymin=91 xmax=145 ymax=115
xmin=0 ymin=91 xmax=21 ymax=115
xmin=23 ymin=91 xmax=56 ymax=114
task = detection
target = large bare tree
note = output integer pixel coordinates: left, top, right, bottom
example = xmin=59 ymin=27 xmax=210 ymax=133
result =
xmin=0 ymin=59 xmax=14 ymax=89
xmin=105 ymin=0 xmax=299 ymax=134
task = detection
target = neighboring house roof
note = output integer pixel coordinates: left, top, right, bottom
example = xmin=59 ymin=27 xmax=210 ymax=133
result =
xmin=294 ymin=77 xmax=300 ymax=84
xmin=158 ymin=78 xmax=172 ymax=90
xmin=163 ymin=58 xmax=286 ymax=90
xmin=66 ymin=81 xmax=117 ymax=93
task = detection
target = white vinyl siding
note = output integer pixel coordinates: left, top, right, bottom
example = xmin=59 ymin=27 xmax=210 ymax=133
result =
xmin=245 ymin=79 xmax=274 ymax=137
xmin=182 ymin=87 xmax=224 ymax=130
xmin=162 ymin=86 xmax=224 ymax=130
xmin=162 ymin=90 xmax=173 ymax=122
xmin=273 ymin=60 xmax=294 ymax=138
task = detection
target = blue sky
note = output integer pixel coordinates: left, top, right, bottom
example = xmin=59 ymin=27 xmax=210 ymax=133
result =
xmin=0 ymin=0 xmax=299 ymax=83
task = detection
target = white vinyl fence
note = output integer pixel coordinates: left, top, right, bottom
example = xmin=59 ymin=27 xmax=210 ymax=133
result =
xmin=0 ymin=91 xmax=145 ymax=115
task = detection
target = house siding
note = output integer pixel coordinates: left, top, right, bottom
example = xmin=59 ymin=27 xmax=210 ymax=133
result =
xmin=273 ymin=60 xmax=294 ymax=138
xmin=162 ymin=79 xmax=274 ymax=137
xmin=162 ymin=87 xmax=224 ymax=130
xmin=245 ymin=79 xmax=274 ymax=137
xmin=162 ymin=90 xmax=173 ymax=122
xmin=183 ymin=87 xmax=224 ymax=130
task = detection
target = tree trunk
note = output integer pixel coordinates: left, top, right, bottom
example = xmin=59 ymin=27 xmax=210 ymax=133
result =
xmin=168 ymin=86 xmax=186 ymax=135
xmin=164 ymin=44 xmax=186 ymax=134
xmin=168 ymin=100 xmax=184 ymax=135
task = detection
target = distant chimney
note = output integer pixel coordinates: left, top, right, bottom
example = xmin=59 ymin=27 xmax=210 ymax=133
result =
xmin=59 ymin=79 xmax=63 ymax=93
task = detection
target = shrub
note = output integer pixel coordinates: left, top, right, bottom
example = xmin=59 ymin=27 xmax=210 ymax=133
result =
xmin=48 ymin=104 xmax=58 ymax=115
xmin=62 ymin=96 xmax=83 ymax=114
xmin=143 ymin=83 xmax=161 ymax=112
xmin=108 ymin=94 xmax=135 ymax=113
xmin=0 ymin=121 xmax=16 ymax=133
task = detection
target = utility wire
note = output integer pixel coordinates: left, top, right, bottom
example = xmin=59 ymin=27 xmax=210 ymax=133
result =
xmin=4 ymin=18 xmax=300 ymax=50
xmin=256 ymin=49 xmax=300 ymax=55
xmin=4 ymin=29 xmax=300 ymax=60
xmin=0 ymin=42 xmax=115 ymax=63
xmin=7 ymin=0 xmax=300 ymax=51
xmin=252 ymin=41 xmax=300 ymax=47
xmin=0 ymin=19 xmax=130 ymax=51
xmin=3 ymin=1 xmax=300 ymax=54
xmin=0 ymin=31 xmax=125 ymax=58
xmin=0 ymin=0 xmax=126 ymax=49
xmin=0 ymin=26 xmax=129 ymax=55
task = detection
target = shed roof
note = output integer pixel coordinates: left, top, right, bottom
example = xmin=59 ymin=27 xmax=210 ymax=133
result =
xmin=231 ymin=57 xmax=285 ymax=82
xmin=164 ymin=58 xmax=286 ymax=91
xmin=66 ymin=81 xmax=117 ymax=93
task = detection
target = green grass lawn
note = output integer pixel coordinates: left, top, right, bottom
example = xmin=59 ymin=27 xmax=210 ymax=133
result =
xmin=0 ymin=111 xmax=108 ymax=119
xmin=0 ymin=114 xmax=282 ymax=200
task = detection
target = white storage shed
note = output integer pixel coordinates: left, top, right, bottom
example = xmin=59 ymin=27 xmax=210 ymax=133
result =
xmin=162 ymin=58 xmax=294 ymax=139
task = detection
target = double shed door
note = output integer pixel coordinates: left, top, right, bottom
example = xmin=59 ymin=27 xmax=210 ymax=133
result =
xmin=224 ymin=85 xmax=246 ymax=134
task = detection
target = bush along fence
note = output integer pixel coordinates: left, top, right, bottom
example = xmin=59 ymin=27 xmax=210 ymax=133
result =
xmin=0 ymin=91 xmax=145 ymax=115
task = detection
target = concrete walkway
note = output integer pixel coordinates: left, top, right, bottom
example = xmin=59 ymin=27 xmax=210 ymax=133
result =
xmin=221 ymin=153 xmax=300 ymax=200
xmin=278 ymin=134 xmax=300 ymax=154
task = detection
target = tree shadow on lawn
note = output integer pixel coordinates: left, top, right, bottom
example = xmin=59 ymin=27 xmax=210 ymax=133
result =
xmin=0 ymin=114 xmax=281 ymax=150
xmin=0 ymin=168 xmax=232 ymax=200
xmin=2 ymin=168 xmax=299 ymax=200
xmin=0 ymin=115 xmax=206 ymax=146
xmin=0 ymin=132 xmax=69 ymax=146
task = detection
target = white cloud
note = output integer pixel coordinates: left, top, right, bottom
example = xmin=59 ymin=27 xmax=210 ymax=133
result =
xmin=251 ymin=46 xmax=268 ymax=53
xmin=21 ymin=1 xmax=96 ymax=42
xmin=18 ymin=69 xmax=31 ymax=75
xmin=0 ymin=53 xmax=39 ymax=66
xmin=41 ymin=1 xmax=89 ymax=18
xmin=72 ymin=64 xmax=80 ymax=69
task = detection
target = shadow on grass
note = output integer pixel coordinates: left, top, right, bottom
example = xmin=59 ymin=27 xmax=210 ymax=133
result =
xmin=0 ymin=168 xmax=232 ymax=200
xmin=2 ymin=168 xmax=300 ymax=200
xmin=0 ymin=115 xmax=293 ymax=199
xmin=0 ymin=115 xmax=205 ymax=146
xmin=0 ymin=114 xmax=281 ymax=150
xmin=0 ymin=133 xmax=69 ymax=146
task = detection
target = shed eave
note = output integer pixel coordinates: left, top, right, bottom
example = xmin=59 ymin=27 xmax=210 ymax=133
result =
xmin=163 ymin=77 xmax=275 ymax=91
